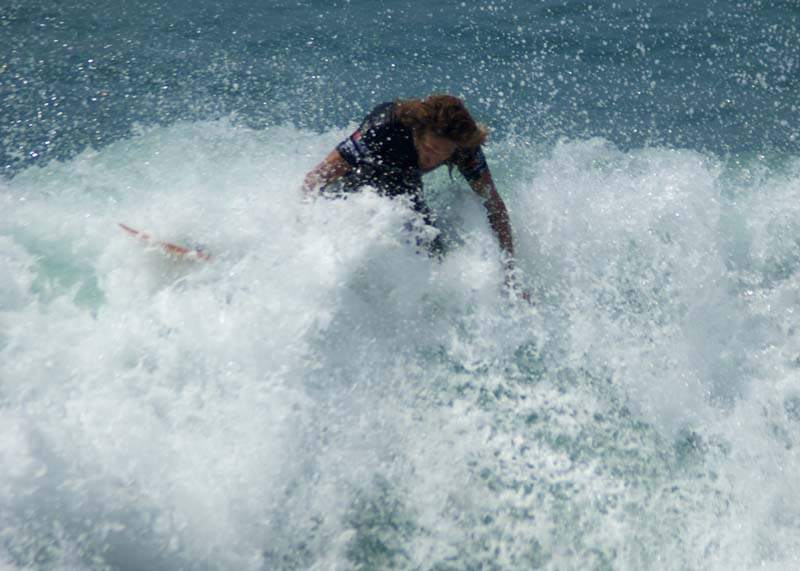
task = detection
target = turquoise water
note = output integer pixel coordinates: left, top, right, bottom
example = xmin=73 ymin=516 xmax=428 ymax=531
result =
xmin=1 ymin=1 xmax=800 ymax=570
xmin=3 ymin=0 xmax=798 ymax=173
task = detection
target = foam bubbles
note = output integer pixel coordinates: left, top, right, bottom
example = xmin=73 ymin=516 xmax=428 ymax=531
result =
xmin=1 ymin=122 xmax=799 ymax=570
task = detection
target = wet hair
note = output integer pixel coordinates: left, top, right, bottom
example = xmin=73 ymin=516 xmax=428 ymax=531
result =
xmin=394 ymin=94 xmax=488 ymax=148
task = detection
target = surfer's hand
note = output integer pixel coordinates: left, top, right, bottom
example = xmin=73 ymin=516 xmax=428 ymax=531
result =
xmin=503 ymin=262 xmax=533 ymax=305
xmin=300 ymin=184 xmax=317 ymax=202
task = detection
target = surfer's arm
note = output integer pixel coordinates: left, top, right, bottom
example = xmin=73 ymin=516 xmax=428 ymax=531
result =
xmin=470 ymin=172 xmax=531 ymax=302
xmin=302 ymin=149 xmax=352 ymax=194
xmin=469 ymin=172 xmax=514 ymax=260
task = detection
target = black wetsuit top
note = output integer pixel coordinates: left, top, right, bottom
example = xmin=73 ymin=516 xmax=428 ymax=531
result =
xmin=332 ymin=102 xmax=490 ymax=221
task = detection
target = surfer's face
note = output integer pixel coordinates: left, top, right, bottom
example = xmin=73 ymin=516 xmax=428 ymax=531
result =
xmin=415 ymin=130 xmax=457 ymax=171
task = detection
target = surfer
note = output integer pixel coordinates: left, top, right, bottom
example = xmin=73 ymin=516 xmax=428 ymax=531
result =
xmin=303 ymin=94 xmax=526 ymax=297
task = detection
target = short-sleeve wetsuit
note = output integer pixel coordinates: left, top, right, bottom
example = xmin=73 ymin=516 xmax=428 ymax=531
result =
xmin=331 ymin=102 xmax=490 ymax=224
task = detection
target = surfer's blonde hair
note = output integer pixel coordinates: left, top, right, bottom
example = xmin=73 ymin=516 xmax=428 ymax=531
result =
xmin=394 ymin=94 xmax=488 ymax=148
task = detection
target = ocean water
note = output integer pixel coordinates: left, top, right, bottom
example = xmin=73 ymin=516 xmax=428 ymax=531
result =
xmin=1 ymin=1 xmax=800 ymax=570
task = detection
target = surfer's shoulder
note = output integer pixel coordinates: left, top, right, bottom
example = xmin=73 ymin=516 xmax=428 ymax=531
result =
xmin=361 ymin=102 xmax=397 ymax=130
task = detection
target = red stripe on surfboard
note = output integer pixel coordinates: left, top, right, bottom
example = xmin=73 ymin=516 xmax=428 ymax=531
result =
xmin=118 ymin=223 xmax=210 ymax=260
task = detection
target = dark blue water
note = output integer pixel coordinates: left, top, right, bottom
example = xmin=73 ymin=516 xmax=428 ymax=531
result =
xmin=3 ymin=0 xmax=798 ymax=176
xmin=2 ymin=1 xmax=800 ymax=570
